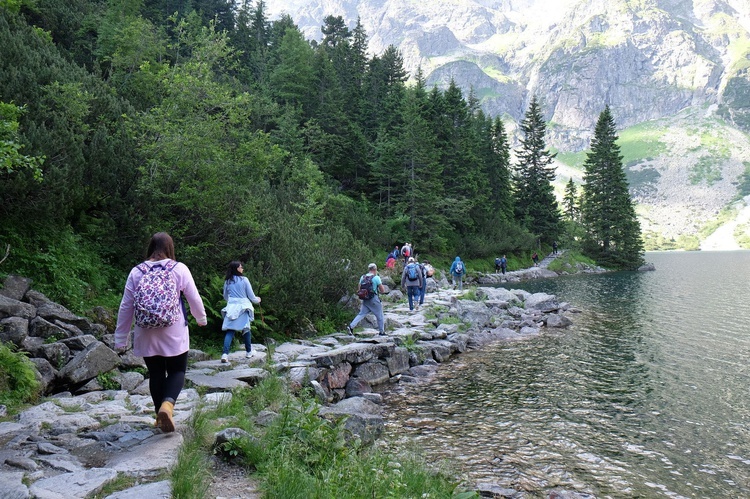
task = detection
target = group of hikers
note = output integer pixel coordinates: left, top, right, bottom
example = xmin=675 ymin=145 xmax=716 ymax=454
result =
xmin=349 ymin=244 xmax=470 ymax=337
xmin=114 ymin=232 xmax=556 ymax=433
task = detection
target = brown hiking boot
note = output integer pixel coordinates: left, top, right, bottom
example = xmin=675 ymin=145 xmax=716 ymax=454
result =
xmin=156 ymin=400 xmax=175 ymax=433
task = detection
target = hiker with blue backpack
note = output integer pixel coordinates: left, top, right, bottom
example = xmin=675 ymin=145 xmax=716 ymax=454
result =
xmin=348 ymin=263 xmax=386 ymax=336
xmin=115 ymin=232 xmax=207 ymax=433
xmin=220 ymin=261 xmax=261 ymax=363
xmin=401 ymin=257 xmax=424 ymax=311
xmin=450 ymin=256 xmax=466 ymax=290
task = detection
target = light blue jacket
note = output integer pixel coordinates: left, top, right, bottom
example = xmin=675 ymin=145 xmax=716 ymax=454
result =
xmin=221 ymin=276 xmax=260 ymax=331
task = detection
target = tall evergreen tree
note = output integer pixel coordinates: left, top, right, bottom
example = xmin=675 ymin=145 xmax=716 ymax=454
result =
xmin=563 ymin=178 xmax=579 ymax=221
xmin=581 ymin=106 xmax=644 ymax=269
xmin=394 ymin=75 xmax=448 ymax=249
xmin=487 ymin=116 xmax=513 ymax=220
xmin=513 ymin=96 xmax=561 ymax=243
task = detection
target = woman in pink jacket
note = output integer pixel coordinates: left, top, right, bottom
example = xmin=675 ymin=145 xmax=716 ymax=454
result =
xmin=115 ymin=232 xmax=207 ymax=432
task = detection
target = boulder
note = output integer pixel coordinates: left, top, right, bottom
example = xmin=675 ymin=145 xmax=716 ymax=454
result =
xmin=25 ymin=290 xmax=93 ymax=332
xmin=345 ymin=377 xmax=372 ymax=397
xmin=30 ymin=358 xmax=58 ymax=394
xmin=524 ymin=293 xmax=559 ymax=312
xmin=351 ymin=361 xmax=391 ymax=385
xmin=0 ymin=295 xmax=36 ymax=320
xmin=37 ymin=342 xmax=70 ymax=367
xmin=385 ymin=347 xmax=410 ymax=376
xmin=59 ymin=334 xmax=99 ymax=352
xmin=58 ymin=341 xmax=121 ymax=386
xmin=29 ymin=316 xmax=73 ymax=341
xmin=319 ymin=362 xmax=352 ymax=390
xmin=319 ymin=397 xmax=384 ymax=445
xmin=546 ymin=313 xmax=573 ymax=328
xmin=0 ymin=275 xmax=32 ymax=301
xmin=214 ymin=427 xmax=255 ymax=457
xmin=0 ymin=317 xmax=29 ymax=347
xmin=114 ymin=371 xmax=145 ymax=391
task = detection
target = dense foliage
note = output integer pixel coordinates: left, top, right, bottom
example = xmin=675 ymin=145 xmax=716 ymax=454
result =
xmin=0 ymin=0 xmax=644 ymax=335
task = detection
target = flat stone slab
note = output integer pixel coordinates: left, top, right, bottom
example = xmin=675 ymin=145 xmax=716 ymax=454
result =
xmin=213 ymin=367 xmax=268 ymax=384
xmin=185 ymin=372 xmax=248 ymax=391
xmin=29 ymin=468 xmax=118 ymax=499
xmin=104 ymin=480 xmax=171 ymax=499
xmin=0 ymin=470 xmax=29 ymax=499
xmin=107 ymin=432 xmax=183 ymax=475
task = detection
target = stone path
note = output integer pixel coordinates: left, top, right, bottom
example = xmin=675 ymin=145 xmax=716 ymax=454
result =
xmin=0 ymin=269 xmax=570 ymax=498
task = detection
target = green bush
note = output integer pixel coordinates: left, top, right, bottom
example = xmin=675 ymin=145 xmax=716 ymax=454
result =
xmin=0 ymin=342 xmax=41 ymax=410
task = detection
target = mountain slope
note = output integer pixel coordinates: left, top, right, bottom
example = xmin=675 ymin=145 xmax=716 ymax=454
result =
xmin=264 ymin=0 xmax=750 ymax=248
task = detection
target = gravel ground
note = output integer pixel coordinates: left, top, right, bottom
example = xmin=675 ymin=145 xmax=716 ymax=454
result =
xmin=206 ymin=456 xmax=262 ymax=499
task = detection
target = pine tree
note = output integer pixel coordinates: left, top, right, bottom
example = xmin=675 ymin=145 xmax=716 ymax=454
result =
xmin=513 ymin=96 xmax=561 ymax=243
xmin=581 ymin=106 xmax=644 ymax=269
xmin=563 ymin=178 xmax=579 ymax=221
xmin=488 ymin=116 xmax=513 ymax=220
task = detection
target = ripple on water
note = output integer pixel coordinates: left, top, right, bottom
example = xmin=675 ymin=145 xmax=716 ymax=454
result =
xmin=383 ymin=252 xmax=750 ymax=498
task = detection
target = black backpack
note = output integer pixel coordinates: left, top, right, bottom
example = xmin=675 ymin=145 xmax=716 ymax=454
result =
xmin=356 ymin=274 xmax=375 ymax=300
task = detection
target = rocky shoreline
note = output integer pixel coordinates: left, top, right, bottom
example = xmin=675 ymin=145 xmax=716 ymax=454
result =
xmin=0 ymin=266 xmax=592 ymax=498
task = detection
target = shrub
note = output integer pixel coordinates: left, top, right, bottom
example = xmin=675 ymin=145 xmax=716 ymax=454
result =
xmin=0 ymin=342 xmax=41 ymax=409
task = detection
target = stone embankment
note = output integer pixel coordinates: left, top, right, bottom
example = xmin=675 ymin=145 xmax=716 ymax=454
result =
xmin=0 ymin=270 xmax=582 ymax=498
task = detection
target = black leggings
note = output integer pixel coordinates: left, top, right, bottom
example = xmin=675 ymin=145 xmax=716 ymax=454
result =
xmin=144 ymin=352 xmax=188 ymax=413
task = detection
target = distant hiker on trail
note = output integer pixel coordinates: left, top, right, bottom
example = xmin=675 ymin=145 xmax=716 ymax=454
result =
xmin=220 ymin=261 xmax=261 ymax=364
xmin=418 ymin=259 xmax=429 ymax=307
xmin=348 ymin=263 xmax=386 ymax=336
xmin=385 ymin=253 xmax=396 ymax=269
xmin=500 ymin=255 xmax=507 ymax=275
xmin=114 ymin=232 xmax=207 ymax=433
xmin=390 ymin=246 xmax=400 ymax=260
xmin=495 ymin=257 xmax=502 ymax=273
xmin=450 ymin=256 xmax=465 ymax=291
xmin=401 ymin=243 xmax=412 ymax=264
xmin=552 ymin=241 xmax=558 ymax=254
xmin=401 ymin=257 xmax=424 ymax=311
xmin=532 ymin=252 xmax=539 ymax=266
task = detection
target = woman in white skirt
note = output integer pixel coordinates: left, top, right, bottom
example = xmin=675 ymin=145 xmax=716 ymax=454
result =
xmin=220 ymin=261 xmax=261 ymax=362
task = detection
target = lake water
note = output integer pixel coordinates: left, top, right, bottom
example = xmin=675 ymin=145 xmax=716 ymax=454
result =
xmin=382 ymin=251 xmax=750 ymax=498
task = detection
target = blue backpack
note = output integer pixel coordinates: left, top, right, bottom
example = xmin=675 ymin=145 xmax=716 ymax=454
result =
xmin=406 ymin=263 xmax=419 ymax=281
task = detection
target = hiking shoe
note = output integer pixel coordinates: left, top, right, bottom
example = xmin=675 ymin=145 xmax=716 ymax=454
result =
xmin=156 ymin=401 xmax=175 ymax=433
xmin=379 ymin=332 xmax=386 ymax=336
xmin=346 ymin=325 xmax=354 ymax=336
xmin=246 ymin=351 xmax=252 ymax=359
xmin=221 ymin=353 xmax=228 ymax=363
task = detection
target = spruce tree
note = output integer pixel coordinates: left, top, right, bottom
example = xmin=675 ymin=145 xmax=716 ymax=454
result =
xmin=513 ymin=96 xmax=561 ymax=243
xmin=563 ymin=178 xmax=579 ymax=221
xmin=489 ymin=116 xmax=513 ymax=220
xmin=581 ymin=106 xmax=644 ymax=269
